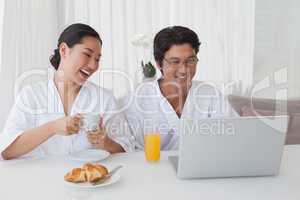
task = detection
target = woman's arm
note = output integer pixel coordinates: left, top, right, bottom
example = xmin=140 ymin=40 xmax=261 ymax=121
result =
xmin=1 ymin=115 xmax=81 ymax=160
xmin=1 ymin=120 xmax=58 ymax=160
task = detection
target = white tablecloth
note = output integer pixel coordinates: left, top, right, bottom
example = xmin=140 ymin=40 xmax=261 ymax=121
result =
xmin=1 ymin=145 xmax=300 ymax=200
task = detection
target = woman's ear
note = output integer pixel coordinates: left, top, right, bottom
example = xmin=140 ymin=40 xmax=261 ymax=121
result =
xmin=59 ymin=42 xmax=69 ymax=59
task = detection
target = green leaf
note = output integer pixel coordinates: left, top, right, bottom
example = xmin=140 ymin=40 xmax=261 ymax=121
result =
xmin=142 ymin=61 xmax=156 ymax=78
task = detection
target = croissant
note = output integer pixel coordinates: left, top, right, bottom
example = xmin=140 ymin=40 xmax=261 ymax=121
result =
xmin=83 ymin=163 xmax=109 ymax=183
xmin=64 ymin=163 xmax=108 ymax=183
xmin=64 ymin=168 xmax=87 ymax=183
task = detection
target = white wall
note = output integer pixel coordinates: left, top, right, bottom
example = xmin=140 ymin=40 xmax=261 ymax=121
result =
xmin=253 ymin=0 xmax=300 ymax=99
xmin=0 ymin=1 xmax=4 ymax=74
xmin=0 ymin=0 xmax=59 ymax=131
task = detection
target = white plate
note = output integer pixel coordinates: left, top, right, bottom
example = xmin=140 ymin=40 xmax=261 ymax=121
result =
xmin=64 ymin=172 xmax=121 ymax=188
xmin=69 ymin=149 xmax=110 ymax=162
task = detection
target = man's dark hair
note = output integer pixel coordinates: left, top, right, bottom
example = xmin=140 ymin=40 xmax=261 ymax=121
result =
xmin=153 ymin=26 xmax=201 ymax=66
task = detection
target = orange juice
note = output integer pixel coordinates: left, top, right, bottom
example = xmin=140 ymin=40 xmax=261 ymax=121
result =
xmin=144 ymin=133 xmax=160 ymax=162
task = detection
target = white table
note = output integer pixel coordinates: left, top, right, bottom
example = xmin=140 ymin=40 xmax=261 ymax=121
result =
xmin=1 ymin=145 xmax=300 ymax=200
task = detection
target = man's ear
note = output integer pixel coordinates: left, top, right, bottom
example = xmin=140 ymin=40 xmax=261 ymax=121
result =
xmin=59 ymin=42 xmax=69 ymax=59
xmin=156 ymin=61 xmax=164 ymax=75
xmin=156 ymin=61 xmax=162 ymax=70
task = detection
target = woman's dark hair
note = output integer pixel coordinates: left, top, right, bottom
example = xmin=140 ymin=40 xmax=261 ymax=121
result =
xmin=50 ymin=23 xmax=102 ymax=70
xmin=153 ymin=26 xmax=201 ymax=67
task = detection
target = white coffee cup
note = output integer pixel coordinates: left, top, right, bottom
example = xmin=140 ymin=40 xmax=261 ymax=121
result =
xmin=80 ymin=113 xmax=101 ymax=132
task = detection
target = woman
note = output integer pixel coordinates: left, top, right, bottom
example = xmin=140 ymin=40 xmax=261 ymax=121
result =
xmin=1 ymin=23 xmax=134 ymax=160
xmin=124 ymin=26 xmax=238 ymax=150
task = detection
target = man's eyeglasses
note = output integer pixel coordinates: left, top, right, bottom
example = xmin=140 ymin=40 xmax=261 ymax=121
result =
xmin=163 ymin=57 xmax=198 ymax=69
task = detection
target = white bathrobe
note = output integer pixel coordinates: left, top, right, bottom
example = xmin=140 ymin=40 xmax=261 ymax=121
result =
xmin=124 ymin=80 xmax=238 ymax=150
xmin=0 ymin=76 xmax=134 ymax=159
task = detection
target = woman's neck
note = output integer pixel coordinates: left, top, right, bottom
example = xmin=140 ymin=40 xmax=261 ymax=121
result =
xmin=54 ymin=71 xmax=81 ymax=116
xmin=54 ymin=72 xmax=81 ymax=93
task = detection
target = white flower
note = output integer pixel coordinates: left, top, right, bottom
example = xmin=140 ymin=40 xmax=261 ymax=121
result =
xmin=131 ymin=34 xmax=152 ymax=49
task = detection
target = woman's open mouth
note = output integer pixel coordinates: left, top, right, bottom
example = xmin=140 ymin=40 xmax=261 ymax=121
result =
xmin=79 ymin=69 xmax=91 ymax=79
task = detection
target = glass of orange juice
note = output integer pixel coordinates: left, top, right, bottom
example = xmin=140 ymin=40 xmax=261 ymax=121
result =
xmin=144 ymin=133 xmax=160 ymax=162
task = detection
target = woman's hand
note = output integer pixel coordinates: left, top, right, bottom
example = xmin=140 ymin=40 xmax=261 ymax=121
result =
xmin=87 ymin=118 xmax=108 ymax=147
xmin=55 ymin=114 xmax=82 ymax=136
xmin=87 ymin=118 xmax=124 ymax=153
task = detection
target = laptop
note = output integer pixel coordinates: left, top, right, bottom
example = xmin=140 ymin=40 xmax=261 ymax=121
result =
xmin=169 ymin=116 xmax=289 ymax=179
